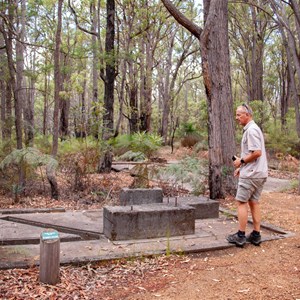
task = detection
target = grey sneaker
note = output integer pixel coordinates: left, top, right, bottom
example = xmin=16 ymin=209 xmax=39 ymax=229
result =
xmin=227 ymin=232 xmax=246 ymax=247
xmin=246 ymin=232 xmax=262 ymax=246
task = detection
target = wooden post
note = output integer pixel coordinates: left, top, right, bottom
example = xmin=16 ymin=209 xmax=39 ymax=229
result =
xmin=39 ymin=229 xmax=60 ymax=285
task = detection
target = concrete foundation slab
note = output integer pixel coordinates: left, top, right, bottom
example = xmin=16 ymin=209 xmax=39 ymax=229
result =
xmin=164 ymin=196 xmax=219 ymax=219
xmin=0 ymin=219 xmax=82 ymax=245
xmin=0 ymin=208 xmax=293 ymax=270
xmin=103 ymin=203 xmax=195 ymax=240
xmin=120 ymin=188 xmax=163 ymax=205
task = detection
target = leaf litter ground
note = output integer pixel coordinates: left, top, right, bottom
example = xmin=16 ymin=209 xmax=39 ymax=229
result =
xmin=0 ymin=147 xmax=299 ymax=299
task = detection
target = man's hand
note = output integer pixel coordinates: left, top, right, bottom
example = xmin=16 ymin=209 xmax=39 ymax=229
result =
xmin=233 ymin=157 xmax=242 ymax=168
xmin=234 ymin=168 xmax=240 ymax=177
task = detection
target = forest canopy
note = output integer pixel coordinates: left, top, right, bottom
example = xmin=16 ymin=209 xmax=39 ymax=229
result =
xmin=1 ymin=0 xmax=300 ymax=199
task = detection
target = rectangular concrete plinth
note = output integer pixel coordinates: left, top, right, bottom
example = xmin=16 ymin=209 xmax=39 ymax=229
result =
xmin=103 ymin=203 xmax=195 ymax=241
xmin=164 ymin=196 xmax=219 ymax=219
xmin=120 ymin=188 xmax=163 ymax=205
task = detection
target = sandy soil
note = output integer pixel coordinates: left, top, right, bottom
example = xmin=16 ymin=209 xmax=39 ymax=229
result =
xmin=128 ymin=191 xmax=300 ymax=300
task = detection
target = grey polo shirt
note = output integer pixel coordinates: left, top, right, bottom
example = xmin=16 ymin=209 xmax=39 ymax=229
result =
xmin=240 ymin=120 xmax=268 ymax=179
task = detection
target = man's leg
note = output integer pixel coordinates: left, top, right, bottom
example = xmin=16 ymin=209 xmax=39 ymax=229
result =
xmin=227 ymin=200 xmax=248 ymax=246
xmin=237 ymin=201 xmax=248 ymax=232
xmin=248 ymin=200 xmax=261 ymax=231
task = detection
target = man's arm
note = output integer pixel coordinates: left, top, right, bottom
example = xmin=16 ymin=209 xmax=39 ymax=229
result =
xmin=233 ymin=150 xmax=262 ymax=168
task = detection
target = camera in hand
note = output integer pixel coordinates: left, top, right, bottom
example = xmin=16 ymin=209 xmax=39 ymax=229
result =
xmin=232 ymin=156 xmax=237 ymax=161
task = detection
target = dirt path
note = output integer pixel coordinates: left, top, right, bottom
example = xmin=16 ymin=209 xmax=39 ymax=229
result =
xmin=127 ymin=190 xmax=300 ymax=300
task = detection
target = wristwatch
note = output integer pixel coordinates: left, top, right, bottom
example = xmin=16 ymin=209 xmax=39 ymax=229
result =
xmin=241 ymin=158 xmax=246 ymax=164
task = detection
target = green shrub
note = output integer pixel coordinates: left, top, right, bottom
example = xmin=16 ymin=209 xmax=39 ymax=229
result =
xmin=0 ymin=147 xmax=58 ymax=196
xmin=117 ymin=150 xmax=145 ymax=162
xmin=265 ymin=123 xmax=300 ymax=158
xmin=157 ymin=156 xmax=208 ymax=195
xmin=178 ymin=122 xmax=203 ymax=148
xmin=111 ymin=132 xmax=162 ymax=159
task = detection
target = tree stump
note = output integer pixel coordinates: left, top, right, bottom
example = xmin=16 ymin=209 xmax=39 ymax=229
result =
xmin=39 ymin=229 xmax=60 ymax=285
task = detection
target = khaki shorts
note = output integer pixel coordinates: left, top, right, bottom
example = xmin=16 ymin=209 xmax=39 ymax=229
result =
xmin=236 ymin=178 xmax=267 ymax=202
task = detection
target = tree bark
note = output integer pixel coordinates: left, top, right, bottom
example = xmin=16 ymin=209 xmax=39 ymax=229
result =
xmin=49 ymin=0 xmax=63 ymax=199
xmin=1 ymin=1 xmax=25 ymax=196
xmin=102 ymin=0 xmax=115 ymax=140
xmin=162 ymin=0 xmax=236 ymax=199
xmin=59 ymin=53 xmax=71 ymax=139
xmin=99 ymin=0 xmax=116 ymax=173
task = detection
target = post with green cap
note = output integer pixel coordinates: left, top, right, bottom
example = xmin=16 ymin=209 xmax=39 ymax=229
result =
xmin=39 ymin=229 xmax=60 ymax=284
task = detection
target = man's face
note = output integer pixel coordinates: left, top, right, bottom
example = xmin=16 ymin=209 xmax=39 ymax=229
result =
xmin=236 ymin=108 xmax=251 ymax=126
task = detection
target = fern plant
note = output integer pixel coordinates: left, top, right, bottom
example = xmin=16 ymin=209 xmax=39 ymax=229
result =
xmin=112 ymin=132 xmax=162 ymax=160
xmin=0 ymin=147 xmax=58 ymax=198
xmin=157 ymin=156 xmax=208 ymax=195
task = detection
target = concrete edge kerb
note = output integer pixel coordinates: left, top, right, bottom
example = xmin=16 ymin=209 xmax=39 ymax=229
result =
xmin=0 ymin=244 xmax=236 ymax=270
xmin=0 ymin=207 xmax=66 ymax=215
xmin=219 ymin=207 xmax=295 ymax=237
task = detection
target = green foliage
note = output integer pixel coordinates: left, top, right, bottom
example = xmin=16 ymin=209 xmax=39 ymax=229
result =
xmin=193 ymin=140 xmax=208 ymax=152
xmin=117 ymin=150 xmax=145 ymax=162
xmin=178 ymin=122 xmax=203 ymax=148
xmin=0 ymin=147 xmax=58 ymax=196
xmin=179 ymin=122 xmax=198 ymax=135
xmin=58 ymin=136 xmax=99 ymax=157
xmin=248 ymin=100 xmax=270 ymax=128
xmin=111 ymin=132 xmax=162 ymax=159
xmin=34 ymin=135 xmax=52 ymax=154
xmin=158 ymin=156 xmax=208 ymax=195
xmin=0 ymin=147 xmax=58 ymax=171
xmin=265 ymin=116 xmax=300 ymax=158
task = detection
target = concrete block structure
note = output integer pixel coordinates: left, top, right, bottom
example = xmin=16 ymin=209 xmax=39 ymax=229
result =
xmin=103 ymin=203 xmax=195 ymax=241
xmin=120 ymin=188 xmax=163 ymax=205
xmin=164 ymin=196 xmax=219 ymax=219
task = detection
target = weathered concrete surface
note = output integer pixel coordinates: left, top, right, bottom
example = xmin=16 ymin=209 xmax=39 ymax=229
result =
xmin=163 ymin=196 xmax=219 ymax=219
xmin=1 ymin=210 xmax=102 ymax=237
xmin=263 ymin=177 xmax=291 ymax=192
xmin=0 ymin=208 xmax=293 ymax=269
xmin=120 ymin=188 xmax=163 ymax=205
xmin=0 ymin=218 xmax=81 ymax=245
xmin=103 ymin=203 xmax=195 ymax=240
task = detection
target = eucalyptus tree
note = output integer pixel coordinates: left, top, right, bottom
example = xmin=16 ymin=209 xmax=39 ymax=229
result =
xmin=116 ymin=0 xmax=177 ymax=134
xmin=0 ymin=19 xmax=11 ymax=140
xmin=51 ymin=0 xmax=63 ymax=158
xmin=229 ymin=1 xmax=273 ymax=104
xmin=115 ymin=0 xmax=141 ymax=134
xmin=269 ymin=0 xmax=300 ymax=137
xmin=138 ymin=0 xmax=168 ymax=132
xmin=0 ymin=0 xmax=26 ymax=195
xmin=0 ymin=1 xmax=23 ymax=150
xmin=159 ymin=25 xmax=201 ymax=145
xmin=161 ymin=0 xmax=236 ymax=199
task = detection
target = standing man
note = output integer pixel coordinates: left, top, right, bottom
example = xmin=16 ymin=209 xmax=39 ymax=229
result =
xmin=227 ymin=103 xmax=268 ymax=247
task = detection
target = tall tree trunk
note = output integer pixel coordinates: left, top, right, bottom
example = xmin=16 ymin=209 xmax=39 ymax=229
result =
xmin=249 ymin=5 xmax=266 ymax=102
xmin=52 ymin=0 xmax=63 ymax=156
xmin=280 ymin=65 xmax=289 ymax=130
xmin=161 ymin=31 xmax=176 ymax=144
xmin=49 ymin=0 xmax=63 ymax=199
xmin=162 ymin=0 xmax=236 ymax=199
xmin=128 ymin=61 xmax=139 ymax=133
xmin=91 ymin=1 xmax=100 ymax=138
xmin=59 ymin=53 xmax=71 ymax=139
xmin=0 ymin=32 xmax=7 ymax=140
xmin=1 ymin=0 xmax=25 ymax=199
xmin=140 ymin=33 xmax=153 ymax=132
xmin=202 ymin=1 xmax=235 ymax=199
xmin=98 ymin=0 xmax=115 ymax=173
xmin=43 ymin=60 xmax=49 ymax=136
